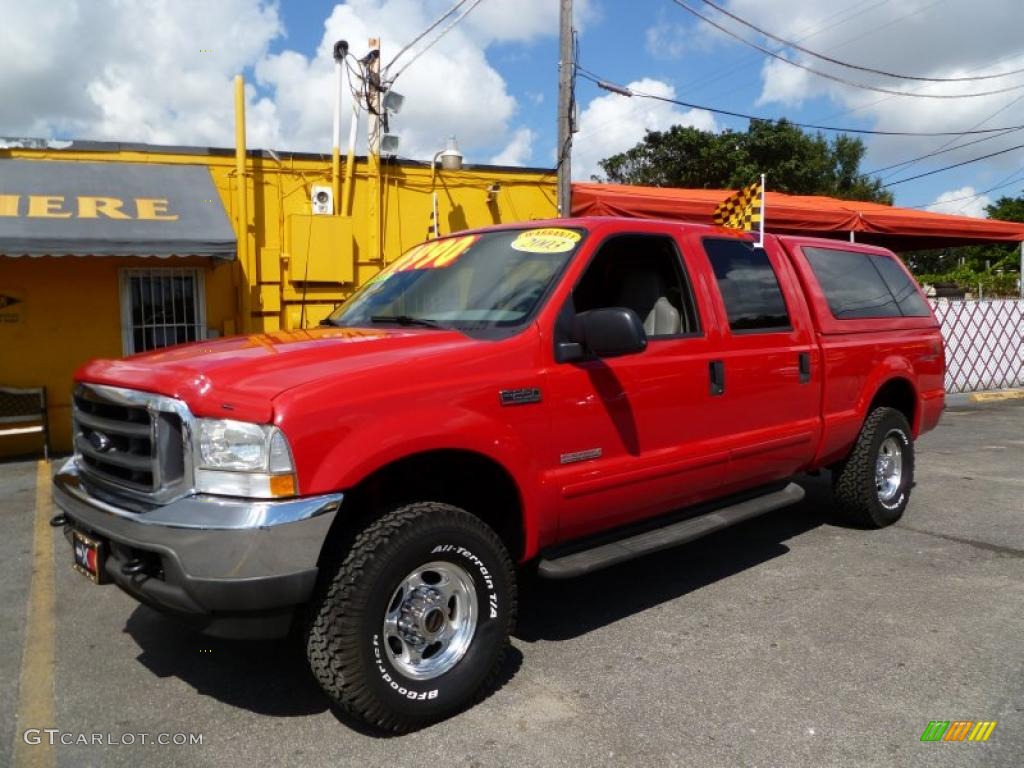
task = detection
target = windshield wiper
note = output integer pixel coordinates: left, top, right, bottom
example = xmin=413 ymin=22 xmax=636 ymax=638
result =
xmin=369 ymin=314 xmax=448 ymax=329
xmin=318 ymin=317 xmax=340 ymax=327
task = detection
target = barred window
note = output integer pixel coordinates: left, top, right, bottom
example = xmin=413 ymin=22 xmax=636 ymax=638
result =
xmin=120 ymin=269 xmax=205 ymax=355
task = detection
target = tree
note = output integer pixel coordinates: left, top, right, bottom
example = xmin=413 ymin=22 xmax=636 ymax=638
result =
xmin=905 ymin=193 xmax=1024 ymax=296
xmin=596 ymin=119 xmax=893 ymax=204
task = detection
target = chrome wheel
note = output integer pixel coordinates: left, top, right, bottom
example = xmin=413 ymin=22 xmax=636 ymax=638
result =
xmin=382 ymin=561 xmax=478 ymax=680
xmin=875 ymin=434 xmax=904 ymax=503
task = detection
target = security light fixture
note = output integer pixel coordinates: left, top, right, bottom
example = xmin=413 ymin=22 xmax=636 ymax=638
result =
xmin=431 ymin=136 xmax=463 ymax=185
xmin=383 ymin=90 xmax=404 ymax=115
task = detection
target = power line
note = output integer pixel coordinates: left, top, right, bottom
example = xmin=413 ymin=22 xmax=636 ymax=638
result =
xmin=693 ymin=0 xmax=1024 ymax=83
xmin=903 ymin=165 xmax=1024 ymax=210
xmin=866 ymin=127 xmax=1024 ymax=175
xmin=385 ymin=0 xmax=486 ymax=85
xmin=385 ymin=0 xmax=470 ymax=73
xmin=674 ymin=0 xmax=890 ymax=99
xmin=668 ymin=0 xmax=1024 ymax=99
xmin=872 ymin=91 xmax=1024 ymax=182
xmin=909 ymin=165 xmax=1024 ymax=211
xmin=881 ymin=142 xmax=1024 ymax=186
xmin=809 ymin=49 xmax=1024 ymax=128
xmin=575 ymin=68 xmax=1024 ymax=137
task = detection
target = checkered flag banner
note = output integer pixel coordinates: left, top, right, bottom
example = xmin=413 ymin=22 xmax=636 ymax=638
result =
xmin=713 ymin=175 xmax=765 ymax=244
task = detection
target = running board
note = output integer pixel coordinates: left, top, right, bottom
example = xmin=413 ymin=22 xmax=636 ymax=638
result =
xmin=537 ymin=482 xmax=805 ymax=579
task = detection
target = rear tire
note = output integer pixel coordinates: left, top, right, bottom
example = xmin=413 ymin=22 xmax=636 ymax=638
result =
xmin=306 ymin=502 xmax=516 ymax=733
xmin=832 ymin=406 xmax=914 ymax=528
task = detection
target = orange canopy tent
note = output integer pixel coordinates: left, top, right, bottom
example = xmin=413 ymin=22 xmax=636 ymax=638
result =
xmin=572 ymin=182 xmax=1024 ymax=251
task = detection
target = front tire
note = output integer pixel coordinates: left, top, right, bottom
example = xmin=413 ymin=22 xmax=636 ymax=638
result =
xmin=832 ymin=406 xmax=915 ymax=528
xmin=306 ymin=502 xmax=516 ymax=732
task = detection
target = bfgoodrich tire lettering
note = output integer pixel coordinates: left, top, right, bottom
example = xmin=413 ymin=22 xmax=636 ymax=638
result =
xmin=306 ymin=502 xmax=516 ymax=733
xmin=832 ymin=406 xmax=915 ymax=528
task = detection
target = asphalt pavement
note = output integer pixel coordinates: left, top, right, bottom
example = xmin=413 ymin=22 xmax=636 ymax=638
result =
xmin=2 ymin=397 xmax=1021 ymax=767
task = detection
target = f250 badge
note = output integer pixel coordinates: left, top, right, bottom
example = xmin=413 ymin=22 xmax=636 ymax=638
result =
xmin=499 ymin=388 xmax=542 ymax=406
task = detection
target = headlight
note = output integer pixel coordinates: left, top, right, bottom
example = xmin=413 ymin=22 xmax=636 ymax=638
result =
xmin=195 ymin=418 xmax=297 ymax=498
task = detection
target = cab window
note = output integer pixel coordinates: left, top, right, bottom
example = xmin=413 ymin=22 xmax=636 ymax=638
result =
xmin=703 ymin=239 xmax=791 ymax=332
xmin=570 ymin=234 xmax=699 ymax=338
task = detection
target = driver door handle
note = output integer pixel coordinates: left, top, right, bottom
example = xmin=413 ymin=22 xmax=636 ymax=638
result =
xmin=798 ymin=352 xmax=811 ymax=383
xmin=709 ymin=360 xmax=725 ymax=396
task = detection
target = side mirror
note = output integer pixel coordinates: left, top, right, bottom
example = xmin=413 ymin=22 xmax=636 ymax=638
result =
xmin=566 ymin=307 xmax=648 ymax=359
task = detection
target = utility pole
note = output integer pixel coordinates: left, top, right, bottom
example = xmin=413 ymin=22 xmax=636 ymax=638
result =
xmin=366 ymin=38 xmax=383 ymax=265
xmin=557 ymin=0 xmax=573 ymax=217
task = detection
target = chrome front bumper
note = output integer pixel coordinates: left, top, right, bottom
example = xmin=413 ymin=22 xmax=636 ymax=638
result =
xmin=53 ymin=460 xmax=342 ymax=637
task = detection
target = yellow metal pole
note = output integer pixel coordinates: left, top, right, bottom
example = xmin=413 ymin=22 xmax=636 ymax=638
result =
xmin=331 ymin=48 xmax=343 ymax=213
xmin=234 ymin=74 xmax=252 ymax=332
xmin=341 ymin=68 xmax=359 ymax=217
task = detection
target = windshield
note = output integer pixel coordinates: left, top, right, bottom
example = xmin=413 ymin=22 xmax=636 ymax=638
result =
xmin=327 ymin=227 xmax=584 ymax=335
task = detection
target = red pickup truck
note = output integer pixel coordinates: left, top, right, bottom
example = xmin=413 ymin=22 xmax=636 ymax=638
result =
xmin=54 ymin=217 xmax=944 ymax=732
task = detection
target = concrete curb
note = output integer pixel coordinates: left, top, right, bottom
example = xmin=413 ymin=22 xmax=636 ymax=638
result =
xmin=968 ymin=388 xmax=1024 ymax=403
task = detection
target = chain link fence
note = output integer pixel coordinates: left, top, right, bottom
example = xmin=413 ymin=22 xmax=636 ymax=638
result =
xmin=930 ymin=298 xmax=1024 ymax=393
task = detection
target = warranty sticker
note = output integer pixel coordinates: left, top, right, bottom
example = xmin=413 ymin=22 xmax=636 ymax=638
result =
xmin=510 ymin=228 xmax=581 ymax=254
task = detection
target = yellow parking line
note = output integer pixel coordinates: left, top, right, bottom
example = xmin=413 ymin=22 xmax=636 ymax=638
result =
xmin=969 ymin=388 xmax=1024 ymax=402
xmin=12 ymin=462 xmax=56 ymax=768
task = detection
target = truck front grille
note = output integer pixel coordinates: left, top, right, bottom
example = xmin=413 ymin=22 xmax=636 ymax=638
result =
xmin=73 ymin=385 xmax=186 ymax=497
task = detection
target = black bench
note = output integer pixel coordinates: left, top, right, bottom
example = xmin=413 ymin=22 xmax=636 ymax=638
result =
xmin=0 ymin=386 xmax=50 ymax=460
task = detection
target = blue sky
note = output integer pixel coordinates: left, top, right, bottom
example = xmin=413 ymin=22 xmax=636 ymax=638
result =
xmin=4 ymin=0 xmax=1024 ymax=217
xmin=261 ymin=0 xmax=1024 ymax=214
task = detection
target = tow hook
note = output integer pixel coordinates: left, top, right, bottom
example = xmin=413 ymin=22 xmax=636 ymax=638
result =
xmin=49 ymin=514 xmax=66 ymax=528
xmin=121 ymin=559 xmax=148 ymax=576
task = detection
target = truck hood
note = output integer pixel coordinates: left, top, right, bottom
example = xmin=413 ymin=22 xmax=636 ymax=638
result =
xmin=77 ymin=326 xmax=478 ymax=422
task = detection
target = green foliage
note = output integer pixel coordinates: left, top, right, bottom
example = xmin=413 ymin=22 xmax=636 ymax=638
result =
xmin=904 ymin=194 xmax=1024 ymax=296
xmin=988 ymin=194 xmax=1024 ymax=222
xmin=596 ymin=119 xmax=893 ymax=204
xmin=915 ymin=267 xmax=1020 ymax=297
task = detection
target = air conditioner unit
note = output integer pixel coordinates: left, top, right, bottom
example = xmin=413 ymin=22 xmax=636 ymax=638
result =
xmin=310 ymin=185 xmax=333 ymax=215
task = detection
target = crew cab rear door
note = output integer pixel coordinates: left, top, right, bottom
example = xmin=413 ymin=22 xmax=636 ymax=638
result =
xmin=689 ymin=232 xmax=822 ymax=492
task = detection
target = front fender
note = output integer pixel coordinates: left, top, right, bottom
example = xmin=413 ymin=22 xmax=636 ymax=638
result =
xmin=311 ymin=406 xmax=529 ymax=489
xmin=295 ymin=404 xmax=547 ymax=560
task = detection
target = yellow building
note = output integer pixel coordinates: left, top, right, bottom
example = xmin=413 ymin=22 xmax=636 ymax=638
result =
xmin=0 ymin=138 xmax=557 ymax=456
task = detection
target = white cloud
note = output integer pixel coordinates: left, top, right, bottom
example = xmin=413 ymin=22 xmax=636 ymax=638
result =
xmin=645 ymin=23 xmax=692 ymax=60
xmin=573 ymin=79 xmax=718 ymax=180
xmin=0 ymin=0 xmax=596 ymax=164
xmin=927 ymin=186 xmax=991 ymax=219
xmin=722 ymin=0 xmax=1024 ymax=177
xmin=645 ymin=17 xmax=728 ymax=61
xmin=490 ymin=128 xmax=536 ymax=166
xmin=755 ymin=59 xmax=818 ymax=108
xmin=0 ymin=0 xmax=282 ymax=146
xmin=464 ymin=0 xmax=597 ymax=42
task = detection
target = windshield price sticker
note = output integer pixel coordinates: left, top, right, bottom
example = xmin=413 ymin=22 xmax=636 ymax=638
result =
xmin=510 ymin=228 xmax=581 ymax=254
xmin=392 ymin=235 xmax=479 ymax=273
